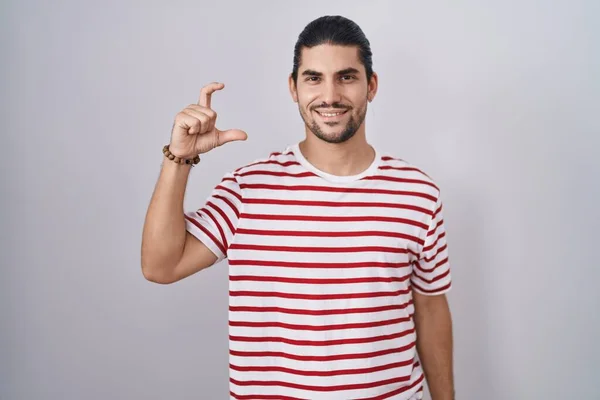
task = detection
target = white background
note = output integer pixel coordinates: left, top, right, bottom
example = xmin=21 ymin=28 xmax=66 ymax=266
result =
xmin=1 ymin=0 xmax=599 ymax=399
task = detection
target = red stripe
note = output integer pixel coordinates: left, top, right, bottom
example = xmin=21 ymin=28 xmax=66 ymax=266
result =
xmin=214 ymin=194 xmax=240 ymax=219
xmin=229 ymin=259 xmax=414 ymax=269
xmin=433 ymin=203 xmax=443 ymax=218
xmin=230 ymin=328 xmax=415 ymax=347
xmin=240 ymin=213 xmax=428 ymax=229
xmin=206 ymin=200 xmax=236 ymax=235
xmin=230 ymin=341 xmax=415 ymax=362
xmin=200 ymin=207 xmax=227 ymax=249
xmin=411 ymin=280 xmax=451 ymax=294
xmin=412 ymin=268 xmax=450 ymax=285
xmin=229 ymin=288 xmax=411 ymax=300
xmin=239 ymin=183 xmax=436 ymax=201
xmin=414 ymin=255 xmax=449 ymax=274
xmin=377 ymin=162 xmax=433 ymax=181
xmin=230 ymin=373 xmax=413 ymax=392
xmin=423 ymin=235 xmax=446 ymax=257
xmin=229 ymin=316 xmax=411 ymax=331
xmin=229 ymin=301 xmax=412 ymax=316
xmin=238 ymin=159 xmax=301 ymax=170
xmin=230 ymin=375 xmax=424 ymax=400
xmin=355 ymin=371 xmax=424 ymax=400
xmin=230 ymin=392 xmax=304 ymax=400
xmin=423 ymin=243 xmax=448 ymax=265
xmin=378 ymin=165 xmax=423 ymax=172
xmin=229 ymin=274 xmax=410 ymax=285
xmin=235 ymin=228 xmax=423 ymax=245
xmin=184 ymin=215 xmax=225 ymax=255
xmin=427 ymin=218 xmax=443 ymax=238
xmin=239 ymin=170 xmax=317 ymax=178
xmin=380 ymin=156 xmax=406 ymax=162
xmin=229 ymin=244 xmax=410 ymax=254
xmin=362 ymin=175 xmax=439 ymax=190
xmin=230 ymin=358 xmax=414 ymax=377
xmin=242 ymin=198 xmax=431 ymax=214
xmin=215 ymin=183 xmax=243 ymax=203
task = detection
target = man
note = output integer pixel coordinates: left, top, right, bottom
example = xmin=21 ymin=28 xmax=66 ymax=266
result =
xmin=141 ymin=15 xmax=454 ymax=400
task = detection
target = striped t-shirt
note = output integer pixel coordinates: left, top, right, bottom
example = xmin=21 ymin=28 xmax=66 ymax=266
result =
xmin=185 ymin=142 xmax=452 ymax=400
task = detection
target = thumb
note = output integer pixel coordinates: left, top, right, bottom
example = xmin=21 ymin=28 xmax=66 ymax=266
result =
xmin=217 ymin=128 xmax=248 ymax=146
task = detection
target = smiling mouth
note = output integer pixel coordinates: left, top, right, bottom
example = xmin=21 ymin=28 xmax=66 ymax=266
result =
xmin=314 ymin=109 xmax=349 ymax=119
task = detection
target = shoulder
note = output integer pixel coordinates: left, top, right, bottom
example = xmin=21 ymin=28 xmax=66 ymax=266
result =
xmin=379 ymin=150 xmax=439 ymax=184
xmin=376 ymin=151 xmax=442 ymax=199
xmin=230 ymin=145 xmax=296 ymax=177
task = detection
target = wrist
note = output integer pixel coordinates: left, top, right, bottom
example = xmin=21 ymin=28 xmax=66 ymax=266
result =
xmin=160 ymin=154 xmax=193 ymax=183
xmin=162 ymin=144 xmax=200 ymax=167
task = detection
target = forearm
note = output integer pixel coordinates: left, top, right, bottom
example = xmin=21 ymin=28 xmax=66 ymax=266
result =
xmin=141 ymin=160 xmax=192 ymax=278
xmin=414 ymin=293 xmax=454 ymax=400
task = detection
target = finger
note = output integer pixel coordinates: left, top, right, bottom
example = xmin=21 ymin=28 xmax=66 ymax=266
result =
xmin=175 ymin=111 xmax=202 ymax=134
xmin=186 ymin=104 xmax=216 ymax=119
xmin=198 ymin=82 xmax=225 ymax=108
xmin=186 ymin=104 xmax=217 ymax=131
xmin=215 ymin=128 xmax=248 ymax=146
xmin=182 ymin=108 xmax=211 ymax=133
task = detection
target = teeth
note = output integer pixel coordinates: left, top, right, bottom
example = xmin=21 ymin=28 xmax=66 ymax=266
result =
xmin=320 ymin=111 xmax=344 ymax=117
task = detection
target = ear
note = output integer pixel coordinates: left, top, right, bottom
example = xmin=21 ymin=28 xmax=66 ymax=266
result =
xmin=288 ymin=73 xmax=298 ymax=103
xmin=367 ymin=71 xmax=379 ymax=102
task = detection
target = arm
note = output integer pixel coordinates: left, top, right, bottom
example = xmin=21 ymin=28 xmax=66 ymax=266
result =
xmin=413 ymin=291 xmax=454 ymax=400
xmin=410 ymin=189 xmax=454 ymax=399
xmin=141 ymin=160 xmax=217 ymax=284
xmin=141 ymin=82 xmax=247 ymax=284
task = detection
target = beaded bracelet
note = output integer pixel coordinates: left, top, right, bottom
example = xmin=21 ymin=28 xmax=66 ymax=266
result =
xmin=162 ymin=144 xmax=201 ymax=166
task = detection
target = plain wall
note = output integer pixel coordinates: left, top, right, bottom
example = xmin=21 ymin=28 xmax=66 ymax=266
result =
xmin=1 ymin=0 xmax=599 ymax=399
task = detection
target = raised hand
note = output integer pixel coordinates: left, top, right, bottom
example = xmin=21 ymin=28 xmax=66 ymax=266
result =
xmin=168 ymin=82 xmax=248 ymax=159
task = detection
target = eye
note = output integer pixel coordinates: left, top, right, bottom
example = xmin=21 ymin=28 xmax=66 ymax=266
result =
xmin=340 ymin=75 xmax=356 ymax=81
xmin=305 ymin=76 xmax=321 ymax=82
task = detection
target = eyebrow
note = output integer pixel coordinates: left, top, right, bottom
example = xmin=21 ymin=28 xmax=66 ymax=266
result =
xmin=301 ymin=67 xmax=361 ymax=77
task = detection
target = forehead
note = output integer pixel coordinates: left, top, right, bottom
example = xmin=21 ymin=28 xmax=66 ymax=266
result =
xmin=299 ymin=44 xmax=364 ymax=74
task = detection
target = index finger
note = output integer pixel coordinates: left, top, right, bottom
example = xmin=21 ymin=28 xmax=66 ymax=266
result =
xmin=198 ymin=82 xmax=225 ymax=108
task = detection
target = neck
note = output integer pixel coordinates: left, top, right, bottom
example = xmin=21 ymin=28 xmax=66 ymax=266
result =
xmin=299 ymin=127 xmax=376 ymax=177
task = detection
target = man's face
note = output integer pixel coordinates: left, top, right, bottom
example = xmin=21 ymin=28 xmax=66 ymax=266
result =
xmin=289 ymin=44 xmax=377 ymax=144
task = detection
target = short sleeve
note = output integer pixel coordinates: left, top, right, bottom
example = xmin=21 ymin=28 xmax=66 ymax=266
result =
xmin=184 ymin=172 xmax=242 ymax=263
xmin=411 ymin=192 xmax=452 ymax=295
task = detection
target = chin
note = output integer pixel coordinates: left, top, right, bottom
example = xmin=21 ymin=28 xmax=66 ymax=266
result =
xmin=310 ymin=123 xmax=357 ymax=144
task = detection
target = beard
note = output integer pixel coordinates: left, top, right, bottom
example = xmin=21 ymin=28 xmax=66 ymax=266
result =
xmin=299 ymin=100 xmax=368 ymax=144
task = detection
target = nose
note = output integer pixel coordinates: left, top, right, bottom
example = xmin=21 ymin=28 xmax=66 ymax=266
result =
xmin=321 ymin=80 xmax=342 ymax=105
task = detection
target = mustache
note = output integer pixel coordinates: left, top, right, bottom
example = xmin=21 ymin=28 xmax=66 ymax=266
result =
xmin=311 ymin=102 xmax=351 ymax=111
